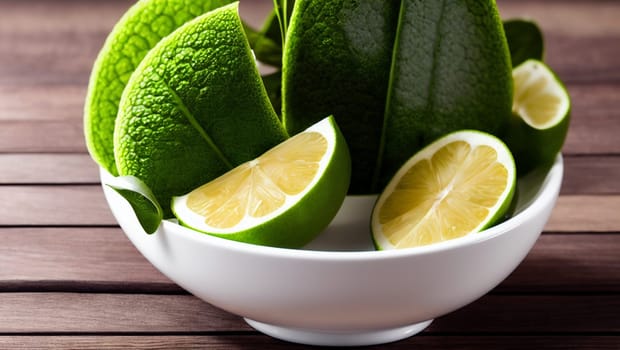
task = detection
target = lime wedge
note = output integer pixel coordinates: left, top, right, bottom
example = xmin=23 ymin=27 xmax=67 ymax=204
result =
xmin=172 ymin=116 xmax=351 ymax=249
xmin=372 ymin=130 xmax=516 ymax=250
xmin=84 ymin=0 xmax=234 ymax=175
xmin=505 ymin=59 xmax=571 ymax=175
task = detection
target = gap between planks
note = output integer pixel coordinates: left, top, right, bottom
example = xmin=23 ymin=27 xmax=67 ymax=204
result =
xmin=0 ymin=293 xmax=617 ymax=334
xmin=0 ymin=185 xmax=617 ymax=231
xmin=0 ymin=335 xmax=618 ymax=350
xmin=1 ymin=229 xmax=618 ymax=293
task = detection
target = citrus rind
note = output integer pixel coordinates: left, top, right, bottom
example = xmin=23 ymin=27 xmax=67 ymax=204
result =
xmin=172 ymin=116 xmax=351 ymax=248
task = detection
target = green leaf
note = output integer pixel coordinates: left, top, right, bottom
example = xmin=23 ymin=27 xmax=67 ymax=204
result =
xmin=247 ymin=0 xmax=296 ymax=67
xmin=283 ymin=0 xmax=513 ymax=193
xmin=107 ymin=176 xmax=163 ymax=234
xmin=114 ymin=3 xmax=287 ymax=216
xmin=503 ymin=19 xmax=544 ymax=67
xmin=272 ymin=0 xmax=289 ymax=47
xmin=84 ymin=0 xmax=236 ymax=176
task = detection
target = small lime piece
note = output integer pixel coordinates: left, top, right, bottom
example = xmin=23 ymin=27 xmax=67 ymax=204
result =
xmin=372 ymin=130 xmax=516 ymax=250
xmin=172 ymin=116 xmax=351 ymax=249
xmin=505 ymin=59 xmax=571 ymax=175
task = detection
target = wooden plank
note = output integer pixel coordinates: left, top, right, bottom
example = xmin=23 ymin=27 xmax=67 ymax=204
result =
xmin=0 ymin=184 xmax=617 ymax=229
xmin=1 ymin=154 xmax=619 ymax=194
xmin=432 ymin=295 xmax=620 ymax=334
xmin=498 ymin=1 xmax=620 ymax=82
xmin=0 ymin=293 xmax=617 ymax=333
xmin=1 ymin=186 xmax=618 ymax=230
xmin=499 ymin=234 xmax=620 ymax=292
xmin=561 ymin=156 xmax=620 ymax=195
xmin=0 ymin=85 xmax=86 ymax=121
xmin=0 ymin=120 xmax=85 ymax=153
xmin=0 ymin=154 xmax=98 ymax=184
xmin=0 ymin=0 xmax=271 ymax=86
xmin=499 ymin=0 xmax=620 ymax=38
xmin=1 ymin=229 xmax=618 ymax=293
xmin=0 ymin=293 xmax=248 ymax=333
xmin=0 ymin=83 xmax=616 ymax=154
xmin=0 ymin=228 xmax=171 ymax=287
xmin=0 ymin=336 xmax=617 ymax=350
xmin=547 ymin=195 xmax=620 ymax=232
xmin=563 ymin=84 xmax=620 ymax=155
xmin=0 ymin=0 xmax=618 ymax=86
xmin=0 ymin=186 xmax=115 ymax=225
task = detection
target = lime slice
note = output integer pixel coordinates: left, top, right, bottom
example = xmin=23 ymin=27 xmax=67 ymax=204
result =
xmin=172 ymin=116 xmax=351 ymax=249
xmin=372 ymin=130 xmax=516 ymax=250
xmin=114 ymin=3 xmax=287 ymax=216
xmin=505 ymin=59 xmax=571 ymax=175
xmin=84 ymin=0 xmax=234 ymax=175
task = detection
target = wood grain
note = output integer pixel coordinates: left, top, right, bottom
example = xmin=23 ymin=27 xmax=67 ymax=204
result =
xmin=0 ymin=185 xmax=617 ymax=230
xmin=0 ymin=293 xmax=617 ymax=333
xmin=0 ymin=0 xmax=617 ymax=347
xmin=547 ymin=195 xmax=620 ymax=232
xmin=0 ymin=0 xmax=617 ymax=85
xmin=499 ymin=233 xmax=620 ymax=292
xmin=561 ymin=156 xmax=620 ymax=195
xmin=1 ymin=229 xmax=618 ymax=293
xmin=0 ymin=293 xmax=248 ymax=333
xmin=0 ymin=228 xmax=170 ymax=286
xmin=0 ymin=186 xmax=114 ymax=225
xmin=0 ymin=336 xmax=617 ymax=350
xmin=1 ymin=153 xmax=618 ymax=193
xmin=1 ymin=83 xmax=617 ymax=154
xmin=0 ymin=154 xmax=98 ymax=184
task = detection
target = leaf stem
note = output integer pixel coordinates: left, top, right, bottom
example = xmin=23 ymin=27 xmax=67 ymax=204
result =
xmin=273 ymin=0 xmax=287 ymax=46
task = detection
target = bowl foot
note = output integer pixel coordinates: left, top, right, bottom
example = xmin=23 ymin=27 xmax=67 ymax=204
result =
xmin=244 ymin=318 xmax=433 ymax=346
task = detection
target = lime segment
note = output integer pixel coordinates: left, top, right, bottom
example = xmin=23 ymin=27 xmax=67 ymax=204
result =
xmin=372 ymin=130 xmax=516 ymax=250
xmin=172 ymin=116 xmax=351 ymax=249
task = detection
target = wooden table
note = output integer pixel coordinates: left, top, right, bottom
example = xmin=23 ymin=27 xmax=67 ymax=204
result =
xmin=1 ymin=0 xmax=618 ymax=348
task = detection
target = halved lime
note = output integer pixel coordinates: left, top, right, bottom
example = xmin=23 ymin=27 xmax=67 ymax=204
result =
xmin=505 ymin=59 xmax=571 ymax=175
xmin=372 ymin=130 xmax=516 ymax=250
xmin=172 ymin=116 xmax=351 ymax=249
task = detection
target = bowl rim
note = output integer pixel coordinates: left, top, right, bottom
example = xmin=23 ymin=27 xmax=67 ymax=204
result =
xmin=105 ymin=155 xmax=563 ymax=262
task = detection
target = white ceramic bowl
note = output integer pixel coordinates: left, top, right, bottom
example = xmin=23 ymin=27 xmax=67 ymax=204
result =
xmin=101 ymin=155 xmax=563 ymax=346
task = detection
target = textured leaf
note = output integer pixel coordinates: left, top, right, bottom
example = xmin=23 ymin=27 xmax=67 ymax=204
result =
xmin=84 ymin=0 xmax=235 ymax=175
xmin=283 ymin=0 xmax=513 ymax=193
xmin=115 ymin=3 xmax=287 ymax=216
